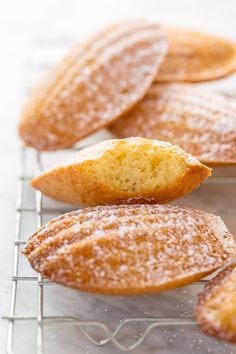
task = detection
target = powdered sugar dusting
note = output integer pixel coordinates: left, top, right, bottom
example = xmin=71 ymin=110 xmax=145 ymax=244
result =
xmin=195 ymin=263 xmax=236 ymax=341
xmin=24 ymin=204 xmax=236 ymax=295
xmin=20 ymin=20 xmax=168 ymax=150
xmin=111 ymin=83 xmax=236 ymax=164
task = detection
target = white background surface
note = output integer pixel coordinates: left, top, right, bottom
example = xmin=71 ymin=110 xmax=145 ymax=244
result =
xmin=0 ymin=0 xmax=236 ymax=353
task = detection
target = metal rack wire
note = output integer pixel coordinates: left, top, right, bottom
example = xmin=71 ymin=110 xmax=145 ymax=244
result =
xmin=3 ymin=38 xmax=236 ymax=353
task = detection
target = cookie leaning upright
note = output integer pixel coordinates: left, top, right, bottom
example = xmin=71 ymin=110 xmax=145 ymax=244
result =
xmin=19 ymin=20 xmax=168 ymax=150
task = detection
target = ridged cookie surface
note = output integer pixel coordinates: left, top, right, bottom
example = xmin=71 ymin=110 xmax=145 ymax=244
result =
xmin=195 ymin=263 xmax=236 ymax=343
xmin=110 ymin=85 xmax=236 ymax=165
xmin=31 ymin=137 xmax=211 ymax=206
xmin=19 ymin=20 xmax=168 ymax=150
xmin=155 ymin=28 xmax=236 ymax=82
xmin=23 ymin=204 xmax=236 ymax=295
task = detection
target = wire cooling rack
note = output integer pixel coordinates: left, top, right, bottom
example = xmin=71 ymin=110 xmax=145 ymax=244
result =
xmin=3 ymin=38 xmax=236 ymax=354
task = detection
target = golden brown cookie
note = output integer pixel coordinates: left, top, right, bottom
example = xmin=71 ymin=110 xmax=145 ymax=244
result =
xmin=19 ymin=20 xmax=168 ymax=150
xmin=110 ymin=84 xmax=236 ymax=165
xmin=23 ymin=204 xmax=236 ymax=295
xmin=155 ymin=27 xmax=236 ymax=82
xmin=195 ymin=263 xmax=236 ymax=343
xmin=31 ymin=137 xmax=211 ymax=206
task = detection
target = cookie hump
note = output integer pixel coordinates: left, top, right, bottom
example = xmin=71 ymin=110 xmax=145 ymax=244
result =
xmin=31 ymin=137 xmax=211 ymax=206
xmin=23 ymin=204 xmax=236 ymax=295
xmin=155 ymin=27 xmax=236 ymax=82
xmin=19 ymin=20 xmax=168 ymax=150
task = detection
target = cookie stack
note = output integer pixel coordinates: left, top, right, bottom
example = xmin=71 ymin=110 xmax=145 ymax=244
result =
xmin=19 ymin=20 xmax=236 ymax=344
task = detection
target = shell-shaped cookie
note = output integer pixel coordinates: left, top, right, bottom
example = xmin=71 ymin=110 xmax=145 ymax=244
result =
xmin=23 ymin=204 xmax=236 ymax=295
xmin=195 ymin=263 xmax=236 ymax=343
xmin=110 ymin=84 xmax=236 ymax=165
xmin=19 ymin=20 xmax=168 ymax=150
xmin=155 ymin=27 xmax=236 ymax=82
xmin=31 ymin=137 xmax=211 ymax=206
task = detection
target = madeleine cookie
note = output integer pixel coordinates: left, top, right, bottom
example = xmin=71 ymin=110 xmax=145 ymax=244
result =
xmin=23 ymin=205 xmax=236 ymax=295
xmin=110 ymin=84 xmax=236 ymax=165
xmin=31 ymin=137 xmax=211 ymax=206
xmin=195 ymin=263 xmax=236 ymax=343
xmin=19 ymin=20 xmax=168 ymax=151
xmin=155 ymin=27 xmax=236 ymax=82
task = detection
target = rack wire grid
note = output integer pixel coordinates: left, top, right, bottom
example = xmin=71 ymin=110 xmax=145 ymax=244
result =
xmin=3 ymin=38 xmax=236 ymax=354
